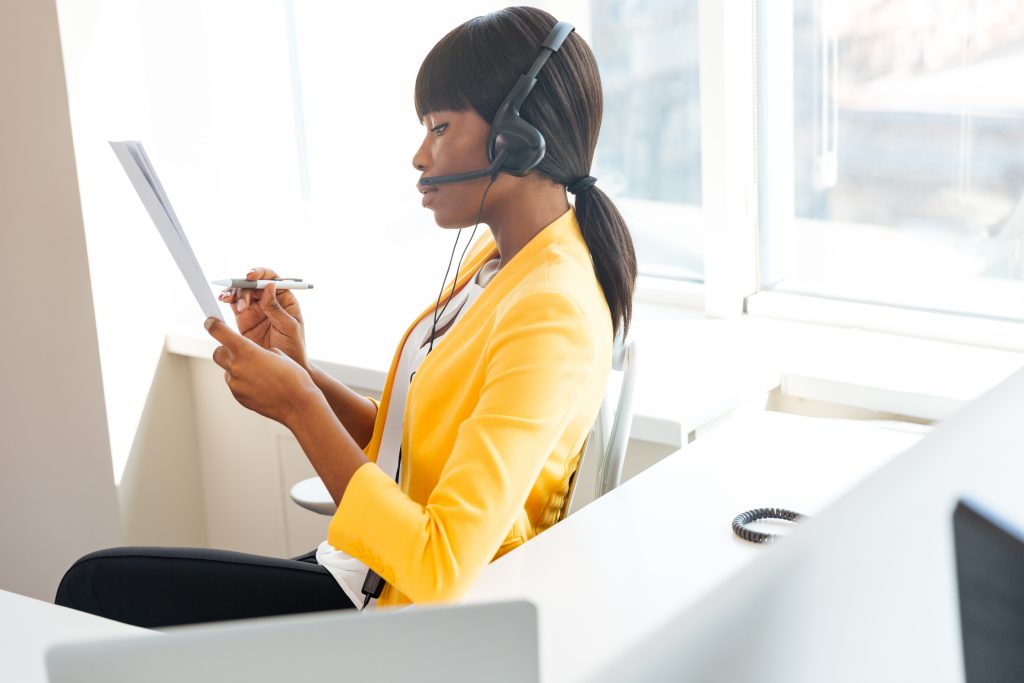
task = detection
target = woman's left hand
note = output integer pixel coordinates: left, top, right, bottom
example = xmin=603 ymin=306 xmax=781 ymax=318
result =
xmin=205 ymin=316 xmax=318 ymax=427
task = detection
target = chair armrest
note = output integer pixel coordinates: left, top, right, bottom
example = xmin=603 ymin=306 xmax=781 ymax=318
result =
xmin=289 ymin=477 xmax=338 ymax=516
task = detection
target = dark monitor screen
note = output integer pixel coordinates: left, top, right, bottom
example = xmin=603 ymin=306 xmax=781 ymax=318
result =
xmin=953 ymin=499 xmax=1024 ymax=683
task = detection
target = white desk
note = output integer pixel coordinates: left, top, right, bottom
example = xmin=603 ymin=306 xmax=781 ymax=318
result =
xmin=0 ymin=590 xmax=151 ymax=683
xmin=461 ymin=411 xmax=925 ymax=683
xmin=3 ymin=412 xmax=920 ymax=683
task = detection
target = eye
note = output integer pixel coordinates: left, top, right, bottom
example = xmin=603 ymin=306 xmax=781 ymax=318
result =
xmin=431 ymin=123 xmax=449 ymax=136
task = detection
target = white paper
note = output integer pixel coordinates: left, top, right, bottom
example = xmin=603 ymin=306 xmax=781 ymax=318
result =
xmin=109 ymin=140 xmax=223 ymax=322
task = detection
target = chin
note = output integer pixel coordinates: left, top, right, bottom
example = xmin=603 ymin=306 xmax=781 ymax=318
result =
xmin=430 ymin=209 xmax=480 ymax=230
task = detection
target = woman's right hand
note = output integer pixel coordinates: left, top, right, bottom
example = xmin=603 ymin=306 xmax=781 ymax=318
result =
xmin=218 ymin=267 xmax=311 ymax=373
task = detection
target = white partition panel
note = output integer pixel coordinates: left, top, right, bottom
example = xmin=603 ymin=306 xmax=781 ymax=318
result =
xmin=0 ymin=0 xmax=121 ymax=600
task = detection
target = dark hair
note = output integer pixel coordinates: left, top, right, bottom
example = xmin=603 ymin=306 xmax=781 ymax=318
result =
xmin=414 ymin=6 xmax=637 ymax=339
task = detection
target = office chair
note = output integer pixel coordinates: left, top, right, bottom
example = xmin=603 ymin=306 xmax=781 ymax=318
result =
xmin=289 ymin=335 xmax=638 ymax=522
xmin=557 ymin=332 xmax=637 ymax=521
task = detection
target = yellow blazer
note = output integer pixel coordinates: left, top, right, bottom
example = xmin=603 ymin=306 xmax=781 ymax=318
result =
xmin=328 ymin=207 xmax=612 ymax=607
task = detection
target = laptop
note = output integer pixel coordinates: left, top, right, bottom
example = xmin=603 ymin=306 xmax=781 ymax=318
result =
xmin=953 ymin=499 xmax=1024 ymax=683
xmin=46 ymin=599 xmax=538 ymax=683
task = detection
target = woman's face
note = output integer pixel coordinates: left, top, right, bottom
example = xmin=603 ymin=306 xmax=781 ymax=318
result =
xmin=413 ymin=109 xmax=507 ymax=228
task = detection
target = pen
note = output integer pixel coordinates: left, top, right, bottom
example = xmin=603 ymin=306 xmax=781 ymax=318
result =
xmin=212 ymin=278 xmax=315 ymax=290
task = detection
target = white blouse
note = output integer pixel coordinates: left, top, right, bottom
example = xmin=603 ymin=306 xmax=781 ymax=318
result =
xmin=316 ymin=257 xmax=501 ymax=610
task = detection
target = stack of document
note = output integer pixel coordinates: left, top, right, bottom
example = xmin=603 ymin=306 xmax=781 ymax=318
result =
xmin=109 ymin=140 xmax=222 ymax=321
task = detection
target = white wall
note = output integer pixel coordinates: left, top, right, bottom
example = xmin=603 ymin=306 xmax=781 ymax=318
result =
xmin=0 ymin=1 xmax=121 ymax=600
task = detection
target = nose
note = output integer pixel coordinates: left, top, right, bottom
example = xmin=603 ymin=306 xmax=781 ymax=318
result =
xmin=412 ymin=134 xmax=431 ymax=173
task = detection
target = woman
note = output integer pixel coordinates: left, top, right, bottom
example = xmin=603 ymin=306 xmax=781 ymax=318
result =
xmin=55 ymin=6 xmax=636 ymax=626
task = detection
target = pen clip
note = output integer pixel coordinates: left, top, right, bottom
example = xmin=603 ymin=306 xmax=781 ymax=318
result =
xmin=273 ymin=278 xmax=303 ymax=282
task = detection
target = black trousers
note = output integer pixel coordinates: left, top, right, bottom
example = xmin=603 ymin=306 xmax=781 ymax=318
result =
xmin=54 ymin=546 xmax=356 ymax=629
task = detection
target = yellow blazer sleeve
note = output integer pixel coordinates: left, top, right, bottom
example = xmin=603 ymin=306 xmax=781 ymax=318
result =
xmin=327 ymin=290 xmax=597 ymax=603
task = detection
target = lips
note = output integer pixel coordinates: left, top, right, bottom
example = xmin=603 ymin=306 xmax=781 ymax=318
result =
xmin=418 ymin=182 xmax=439 ymax=208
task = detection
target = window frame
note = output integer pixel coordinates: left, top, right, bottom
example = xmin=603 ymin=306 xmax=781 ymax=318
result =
xmin=633 ymin=0 xmax=1024 ymax=353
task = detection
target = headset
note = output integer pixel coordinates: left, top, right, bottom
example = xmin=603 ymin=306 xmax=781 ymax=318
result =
xmin=417 ymin=20 xmax=575 ymax=187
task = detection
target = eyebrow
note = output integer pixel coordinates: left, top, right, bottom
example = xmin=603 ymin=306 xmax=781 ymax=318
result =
xmin=420 ymin=110 xmax=460 ymax=128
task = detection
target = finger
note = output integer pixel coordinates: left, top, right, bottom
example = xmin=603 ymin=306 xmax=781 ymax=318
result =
xmin=247 ymin=266 xmax=280 ymax=282
xmin=260 ymin=282 xmax=292 ymax=323
xmin=244 ymin=267 xmax=280 ymax=311
xmin=224 ymin=369 xmax=232 ymax=384
xmin=205 ymin=317 xmax=254 ymax=352
xmin=212 ymin=345 xmax=232 ymax=371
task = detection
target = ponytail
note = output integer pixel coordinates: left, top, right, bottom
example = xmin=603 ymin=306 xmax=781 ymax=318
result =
xmin=573 ymin=186 xmax=637 ymax=339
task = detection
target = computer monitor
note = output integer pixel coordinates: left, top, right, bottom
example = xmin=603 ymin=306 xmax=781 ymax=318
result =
xmin=47 ymin=599 xmax=538 ymax=683
xmin=589 ymin=368 xmax=1024 ymax=683
xmin=953 ymin=499 xmax=1024 ymax=683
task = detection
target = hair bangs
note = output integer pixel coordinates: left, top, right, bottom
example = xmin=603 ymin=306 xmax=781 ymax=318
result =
xmin=414 ymin=16 xmax=522 ymax=123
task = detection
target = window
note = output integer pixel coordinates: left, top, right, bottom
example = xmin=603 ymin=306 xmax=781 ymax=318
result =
xmin=58 ymin=0 xmax=309 ymax=484
xmin=590 ymin=0 xmax=703 ymax=281
xmin=761 ymin=0 xmax=1024 ymax=321
xmin=62 ymin=1 xmax=702 ymax=483
xmin=68 ymin=1 xmax=1023 ymax=485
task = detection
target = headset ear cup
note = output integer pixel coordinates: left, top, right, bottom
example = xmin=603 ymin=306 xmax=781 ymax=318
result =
xmin=490 ymin=118 xmax=546 ymax=176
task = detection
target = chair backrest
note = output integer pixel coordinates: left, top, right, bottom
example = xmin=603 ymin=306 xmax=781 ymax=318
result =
xmin=558 ymin=333 xmax=638 ymax=522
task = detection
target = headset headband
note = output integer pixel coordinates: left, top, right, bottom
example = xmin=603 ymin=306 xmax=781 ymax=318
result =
xmin=500 ymin=21 xmax=575 ymax=120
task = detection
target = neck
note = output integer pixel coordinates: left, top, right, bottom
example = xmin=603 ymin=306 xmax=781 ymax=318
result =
xmin=486 ymin=181 xmax=570 ymax=269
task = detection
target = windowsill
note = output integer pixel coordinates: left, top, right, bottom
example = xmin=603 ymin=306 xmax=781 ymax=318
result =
xmin=166 ymin=300 xmax=1024 ymax=449
xmin=747 ymin=289 xmax=1024 ymax=353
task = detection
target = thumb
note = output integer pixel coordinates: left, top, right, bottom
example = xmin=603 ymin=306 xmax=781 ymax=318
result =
xmin=262 ymin=283 xmax=295 ymax=325
xmin=205 ymin=316 xmax=249 ymax=352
